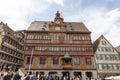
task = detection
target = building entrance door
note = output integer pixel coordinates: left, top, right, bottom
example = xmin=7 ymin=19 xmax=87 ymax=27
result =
xmin=86 ymin=72 xmax=92 ymax=80
xmin=62 ymin=72 xmax=70 ymax=77
xmin=74 ymin=72 xmax=82 ymax=78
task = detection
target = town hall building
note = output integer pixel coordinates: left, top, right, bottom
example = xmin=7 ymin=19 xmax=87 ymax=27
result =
xmin=23 ymin=11 xmax=97 ymax=80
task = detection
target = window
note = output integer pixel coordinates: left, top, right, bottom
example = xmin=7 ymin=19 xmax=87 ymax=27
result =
xmin=101 ymin=47 xmax=104 ymax=51
xmin=102 ymin=64 xmax=108 ymax=70
xmin=97 ymin=47 xmax=100 ymax=51
xmin=118 ymin=64 xmax=120 ymax=70
xmin=116 ymin=64 xmax=119 ymax=70
xmin=40 ymin=57 xmax=46 ymax=64
xmin=53 ymin=57 xmax=59 ymax=64
xmin=86 ymin=57 xmax=92 ymax=65
xmin=118 ymin=55 xmax=120 ymax=60
xmin=108 ymin=64 xmax=113 ymax=70
xmin=96 ymin=55 xmax=101 ymax=60
xmin=102 ymin=41 xmax=107 ymax=45
xmin=111 ymin=55 xmax=117 ymax=60
xmin=105 ymin=47 xmax=108 ymax=52
xmin=43 ymin=25 xmax=47 ymax=28
xmin=73 ymin=57 xmax=80 ymax=65
xmin=26 ymin=57 xmax=33 ymax=64
xmin=42 ymin=28 xmax=45 ymax=31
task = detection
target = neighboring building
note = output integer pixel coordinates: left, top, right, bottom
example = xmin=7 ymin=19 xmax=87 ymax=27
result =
xmin=24 ymin=11 xmax=97 ymax=79
xmin=0 ymin=22 xmax=24 ymax=71
xmin=93 ymin=35 xmax=120 ymax=79
xmin=116 ymin=46 xmax=120 ymax=54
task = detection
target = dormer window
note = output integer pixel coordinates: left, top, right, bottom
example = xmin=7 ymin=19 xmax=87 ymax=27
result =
xmin=42 ymin=28 xmax=45 ymax=31
xmin=70 ymin=28 xmax=74 ymax=31
xmin=44 ymin=22 xmax=47 ymax=24
xmin=6 ymin=32 xmax=10 ymax=34
xmin=43 ymin=25 xmax=46 ymax=28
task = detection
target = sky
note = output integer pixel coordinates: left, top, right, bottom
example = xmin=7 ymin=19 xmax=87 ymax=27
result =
xmin=0 ymin=0 xmax=120 ymax=47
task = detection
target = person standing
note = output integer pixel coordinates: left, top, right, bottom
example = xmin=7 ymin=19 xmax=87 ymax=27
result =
xmin=13 ymin=72 xmax=21 ymax=80
xmin=30 ymin=72 xmax=37 ymax=80
xmin=3 ymin=71 xmax=11 ymax=80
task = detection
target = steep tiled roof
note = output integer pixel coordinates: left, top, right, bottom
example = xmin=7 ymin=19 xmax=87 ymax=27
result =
xmin=66 ymin=22 xmax=90 ymax=32
xmin=93 ymin=35 xmax=103 ymax=52
xmin=0 ymin=22 xmax=14 ymax=34
xmin=28 ymin=21 xmax=50 ymax=31
xmin=27 ymin=21 xmax=90 ymax=32
xmin=93 ymin=35 xmax=118 ymax=53
xmin=0 ymin=22 xmax=17 ymax=40
xmin=116 ymin=46 xmax=120 ymax=53
xmin=28 ymin=11 xmax=90 ymax=32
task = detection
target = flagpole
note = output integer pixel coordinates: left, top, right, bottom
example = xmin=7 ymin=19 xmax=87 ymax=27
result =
xmin=28 ymin=48 xmax=34 ymax=73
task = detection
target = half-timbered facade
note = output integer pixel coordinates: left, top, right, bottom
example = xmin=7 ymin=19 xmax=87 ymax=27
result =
xmin=0 ymin=22 xmax=24 ymax=71
xmin=93 ymin=35 xmax=120 ymax=79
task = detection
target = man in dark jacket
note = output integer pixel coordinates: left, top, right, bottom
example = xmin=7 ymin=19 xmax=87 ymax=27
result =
xmin=3 ymin=72 xmax=11 ymax=80
xmin=13 ymin=73 xmax=21 ymax=80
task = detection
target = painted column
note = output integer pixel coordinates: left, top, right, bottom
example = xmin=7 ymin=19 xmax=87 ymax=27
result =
xmin=82 ymin=71 xmax=86 ymax=80
xmin=93 ymin=71 xmax=98 ymax=80
xmin=70 ymin=70 xmax=73 ymax=79
xmin=45 ymin=70 xmax=49 ymax=77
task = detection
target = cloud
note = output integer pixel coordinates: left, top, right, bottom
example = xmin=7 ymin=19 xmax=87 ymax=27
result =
xmin=46 ymin=0 xmax=64 ymax=6
xmin=63 ymin=6 xmax=120 ymax=47
xmin=0 ymin=0 xmax=120 ymax=47
xmin=83 ymin=8 xmax=120 ymax=47
xmin=0 ymin=0 xmax=51 ymax=30
xmin=106 ymin=26 xmax=120 ymax=47
xmin=105 ymin=8 xmax=120 ymax=46
xmin=0 ymin=0 xmax=65 ymax=30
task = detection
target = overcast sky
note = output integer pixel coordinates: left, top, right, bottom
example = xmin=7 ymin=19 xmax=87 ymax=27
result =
xmin=0 ymin=0 xmax=120 ymax=47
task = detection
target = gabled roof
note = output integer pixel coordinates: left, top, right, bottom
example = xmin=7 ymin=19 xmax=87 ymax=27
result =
xmin=0 ymin=22 xmax=14 ymax=33
xmin=27 ymin=21 xmax=90 ymax=32
xmin=27 ymin=12 xmax=90 ymax=32
xmin=0 ymin=22 xmax=17 ymax=40
xmin=93 ymin=35 xmax=104 ymax=52
xmin=93 ymin=35 xmax=116 ymax=52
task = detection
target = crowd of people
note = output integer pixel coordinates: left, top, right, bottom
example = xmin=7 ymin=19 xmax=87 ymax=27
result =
xmin=0 ymin=68 xmax=82 ymax=80
xmin=0 ymin=69 xmax=34 ymax=80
